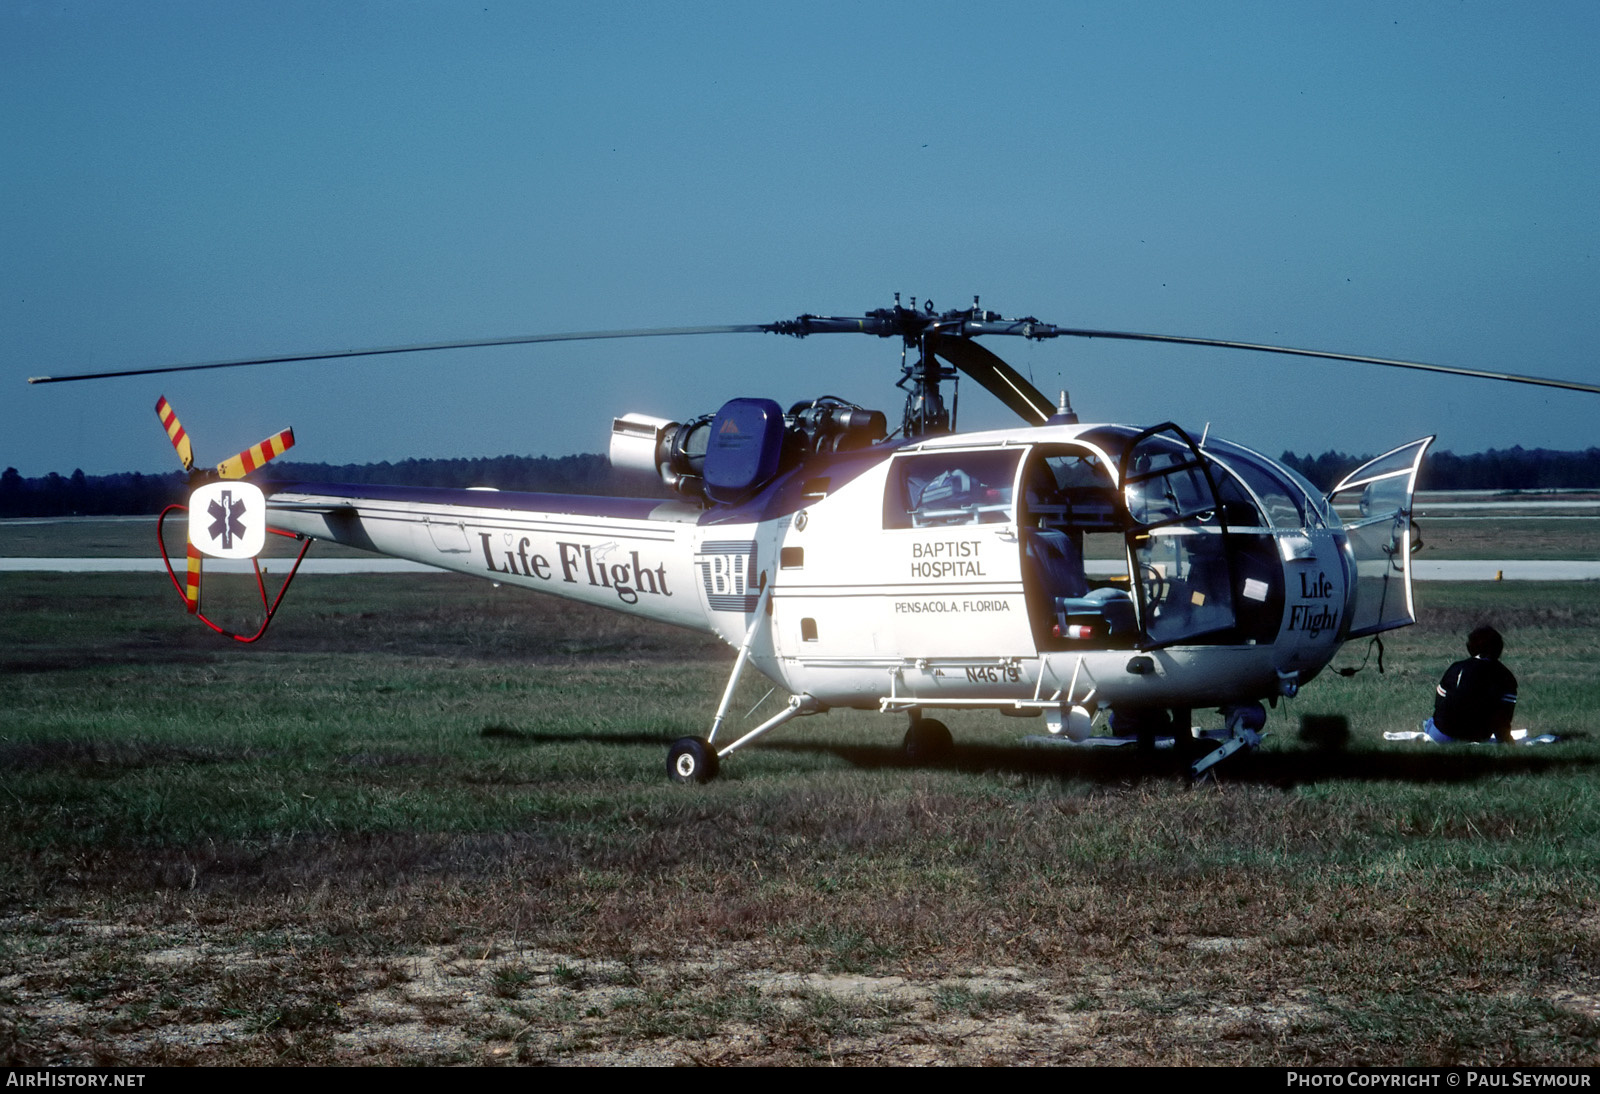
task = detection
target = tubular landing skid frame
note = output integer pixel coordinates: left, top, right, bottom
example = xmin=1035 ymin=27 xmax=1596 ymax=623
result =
xmin=881 ymin=653 xmax=1268 ymax=781
xmin=158 ymin=503 xmax=312 ymax=643
xmin=666 ymin=573 xmax=820 ymax=784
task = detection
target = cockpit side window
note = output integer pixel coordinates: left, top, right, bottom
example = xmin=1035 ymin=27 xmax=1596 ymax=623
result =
xmin=1023 ymin=451 xmax=1121 ymax=532
xmin=884 ymin=449 xmax=1021 ymax=529
xmin=1119 ymin=426 xmax=1241 ymax=648
xmin=1120 ymin=436 xmax=1220 ymax=527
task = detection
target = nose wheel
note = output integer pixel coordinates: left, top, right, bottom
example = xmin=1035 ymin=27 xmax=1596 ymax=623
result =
xmin=667 ymin=737 xmax=720 ymax=784
xmin=902 ymin=717 xmax=953 ymax=762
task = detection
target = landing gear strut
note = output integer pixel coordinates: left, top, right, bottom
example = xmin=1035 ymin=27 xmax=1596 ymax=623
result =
xmin=1190 ymin=702 xmax=1267 ymax=780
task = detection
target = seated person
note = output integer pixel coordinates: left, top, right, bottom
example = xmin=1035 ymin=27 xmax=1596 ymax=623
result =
xmin=1423 ymin=626 xmax=1518 ymax=743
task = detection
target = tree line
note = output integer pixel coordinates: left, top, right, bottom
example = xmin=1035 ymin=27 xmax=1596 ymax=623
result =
xmin=4 ymin=445 xmax=1599 ymax=519
xmin=0 ymin=453 xmax=667 ymax=519
xmin=1279 ymin=446 xmax=1600 ymax=492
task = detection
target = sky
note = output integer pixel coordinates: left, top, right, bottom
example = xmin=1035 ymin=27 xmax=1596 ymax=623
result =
xmin=4 ymin=1 xmax=1597 ymax=477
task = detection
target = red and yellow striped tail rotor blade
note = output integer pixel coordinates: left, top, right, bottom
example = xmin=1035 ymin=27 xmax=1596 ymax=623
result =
xmin=216 ymin=428 xmax=295 ymax=479
xmin=183 ymin=541 xmax=202 ymax=614
xmin=154 ymin=396 xmax=194 ymax=471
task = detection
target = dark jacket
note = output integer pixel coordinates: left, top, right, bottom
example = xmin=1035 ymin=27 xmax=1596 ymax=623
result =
xmin=1433 ymin=656 xmax=1518 ymax=742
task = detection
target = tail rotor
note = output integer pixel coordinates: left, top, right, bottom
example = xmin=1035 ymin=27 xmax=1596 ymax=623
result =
xmin=154 ymin=397 xmax=302 ymax=636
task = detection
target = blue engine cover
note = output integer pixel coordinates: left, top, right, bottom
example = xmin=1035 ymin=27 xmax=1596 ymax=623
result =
xmin=704 ymin=398 xmax=786 ymax=504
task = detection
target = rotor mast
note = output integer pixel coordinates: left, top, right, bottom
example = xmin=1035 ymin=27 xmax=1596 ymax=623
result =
xmin=766 ymin=294 xmax=1052 ymax=439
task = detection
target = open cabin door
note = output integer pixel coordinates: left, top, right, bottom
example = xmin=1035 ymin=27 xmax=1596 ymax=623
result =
xmin=1118 ymin=424 xmax=1238 ymax=648
xmin=1328 ymin=437 xmax=1432 ymax=639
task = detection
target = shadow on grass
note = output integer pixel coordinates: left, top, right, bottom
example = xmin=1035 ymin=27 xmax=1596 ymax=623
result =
xmin=761 ymin=739 xmax=1598 ymax=788
xmin=482 ymin=726 xmax=1599 ymax=787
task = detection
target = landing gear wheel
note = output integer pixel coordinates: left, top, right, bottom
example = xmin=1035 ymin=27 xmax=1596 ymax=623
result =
xmin=667 ymin=737 xmax=720 ymax=784
xmin=903 ymin=718 xmax=953 ymax=763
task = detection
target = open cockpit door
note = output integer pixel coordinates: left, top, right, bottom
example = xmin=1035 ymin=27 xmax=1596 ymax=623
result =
xmin=1328 ymin=437 xmax=1433 ymax=639
xmin=1119 ymin=424 xmax=1238 ymax=648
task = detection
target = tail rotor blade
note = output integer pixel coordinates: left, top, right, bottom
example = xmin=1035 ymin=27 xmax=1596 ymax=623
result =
xmin=216 ymin=428 xmax=296 ymax=479
xmin=158 ymin=501 xmax=203 ymax=613
xmin=183 ymin=541 xmax=202 ymax=614
xmin=155 ymin=396 xmax=195 ymax=471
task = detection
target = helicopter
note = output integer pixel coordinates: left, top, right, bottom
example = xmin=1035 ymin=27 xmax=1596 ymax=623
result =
xmin=28 ymin=297 xmax=1600 ymax=782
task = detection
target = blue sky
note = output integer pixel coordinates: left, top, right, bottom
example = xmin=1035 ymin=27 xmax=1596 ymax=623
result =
xmin=5 ymin=1 xmax=1597 ymax=477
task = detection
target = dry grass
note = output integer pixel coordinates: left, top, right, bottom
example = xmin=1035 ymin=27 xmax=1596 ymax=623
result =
xmin=2 ymin=569 xmax=1599 ymax=1065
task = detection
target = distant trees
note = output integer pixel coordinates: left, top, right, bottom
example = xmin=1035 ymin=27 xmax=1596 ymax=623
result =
xmin=0 ymin=467 xmax=186 ymax=518
xmin=265 ymin=453 xmax=651 ymax=496
xmin=0 ymin=454 xmax=668 ymax=518
xmin=1279 ymin=447 xmax=1600 ymax=493
xmin=1420 ymin=447 xmax=1600 ymax=491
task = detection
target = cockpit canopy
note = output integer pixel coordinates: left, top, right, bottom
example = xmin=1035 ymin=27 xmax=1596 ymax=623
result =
xmin=880 ymin=424 xmax=1335 ymax=651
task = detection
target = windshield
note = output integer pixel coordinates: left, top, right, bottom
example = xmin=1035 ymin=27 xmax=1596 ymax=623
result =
xmin=1205 ymin=439 xmax=1335 ymax=529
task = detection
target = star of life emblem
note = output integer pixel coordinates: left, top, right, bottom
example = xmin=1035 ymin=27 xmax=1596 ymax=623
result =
xmin=188 ymin=480 xmax=266 ymax=559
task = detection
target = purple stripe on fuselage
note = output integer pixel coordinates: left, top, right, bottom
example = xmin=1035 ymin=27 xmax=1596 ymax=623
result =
xmin=264 ymin=480 xmax=672 ymax=520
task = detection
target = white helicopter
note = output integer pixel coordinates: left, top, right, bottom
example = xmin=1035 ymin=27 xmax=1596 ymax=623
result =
xmin=29 ymin=298 xmax=1600 ymax=781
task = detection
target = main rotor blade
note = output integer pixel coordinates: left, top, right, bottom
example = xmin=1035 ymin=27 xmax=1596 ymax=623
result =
xmin=27 ymin=325 xmax=773 ymax=384
xmin=927 ymin=333 xmax=1055 ymax=425
xmin=1012 ymin=324 xmax=1600 ymax=396
xmin=30 ymin=302 xmax=1599 ymax=397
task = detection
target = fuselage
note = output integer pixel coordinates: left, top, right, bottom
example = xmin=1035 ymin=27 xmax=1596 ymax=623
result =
xmin=265 ymin=420 xmax=1425 ymax=720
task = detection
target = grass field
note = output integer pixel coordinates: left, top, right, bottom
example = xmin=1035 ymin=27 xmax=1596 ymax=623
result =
xmin=2 ymin=559 xmax=1599 ymax=1063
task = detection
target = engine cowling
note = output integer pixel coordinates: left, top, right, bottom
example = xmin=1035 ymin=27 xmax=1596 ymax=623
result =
xmin=611 ymin=397 xmax=888 ymax=504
